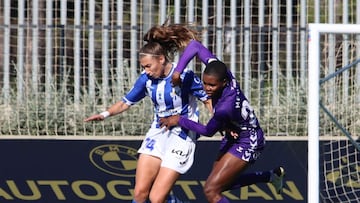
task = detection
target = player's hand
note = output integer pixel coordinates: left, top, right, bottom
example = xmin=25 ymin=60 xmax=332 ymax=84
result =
xmin=84 ymin=114 xmax=105 ymax=122
xmin=225 ymin=130 xmax=239 ymax=139
xmin=159 ymin=115 xmax=180 ymax=130
xmin=230 ymin=131 xmax=239 ymax=139
xmin=171 ymin=71 xmax=182 ymax=87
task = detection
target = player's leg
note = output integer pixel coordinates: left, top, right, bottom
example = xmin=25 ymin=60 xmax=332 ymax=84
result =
xmin=206 ymin=155 xmax=285 ymax=197
xmin=229 ymin=166 xmax=286 ymax=194
xmin=226 ymin=167 xmax=286 ymax=193
xmin=226 ymin=166 xmax=285 ymax=194
xmin=204 ymin=152 xmax=249 ymax=203
xmin=133 ymin=128 xmax=168 ymax=203
xmin=149 ymin=127 xmax=196 ymax=203
xmin=228 ymin=166 xmax=285 ymax=194
xmin=148 ymin=167 xmax=181 ymax=203
xmin=133 ymin=153 xmax=162 ymax=203
xmin=225 ymin=128 xmax=284 ymax=193
xmin=269 ymin=166 xmax=285 ymax=194
xmin=204 ymin=128 xmax=266 ymax=203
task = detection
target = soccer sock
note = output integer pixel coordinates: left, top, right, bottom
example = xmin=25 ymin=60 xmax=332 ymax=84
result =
xmin=132 ymin=200 xmax=150 ymax=203
xmin=167 ymin=194 xmax=182 ymax=203
xmin=228 ymin=171 xmax=271 ymax=190
xmin=217 ymin=196 xmax=231 ymax=203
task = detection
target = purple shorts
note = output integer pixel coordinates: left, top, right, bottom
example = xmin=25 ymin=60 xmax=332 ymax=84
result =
xmin=219 ymin=128 xmax=265 ymax=163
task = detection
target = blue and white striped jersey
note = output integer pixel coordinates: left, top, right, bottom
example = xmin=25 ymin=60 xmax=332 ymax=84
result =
xmin=122 ymin=63 xmax=208 ymax=130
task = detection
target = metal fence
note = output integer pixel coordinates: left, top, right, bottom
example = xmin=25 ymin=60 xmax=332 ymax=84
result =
xmin=0 ymin=0 xmax=359 ymax=136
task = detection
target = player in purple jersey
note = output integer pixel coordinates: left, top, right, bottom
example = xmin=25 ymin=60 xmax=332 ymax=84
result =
xmin=84 ymin=25 xmax=211 ymax=203
xmin=160 ymin=40 xmax=285 ymax=203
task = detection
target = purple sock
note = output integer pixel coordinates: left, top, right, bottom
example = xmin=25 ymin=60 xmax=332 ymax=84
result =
xmin=217 ymin=196 xmax=230 ymax=203
xmin=228 ymin=171 xmax=271 ymax=190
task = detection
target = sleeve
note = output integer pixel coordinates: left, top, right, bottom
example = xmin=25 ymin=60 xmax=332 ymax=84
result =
xmin=182 ymin=71 xmax=208 ymax=101
xmin=122 ymin=74 xmax=147 ymax=105
xmin=178 ymin=116 xmax=222 ymax=137
xmin=175 ymin=40 xmax=217 ymax=73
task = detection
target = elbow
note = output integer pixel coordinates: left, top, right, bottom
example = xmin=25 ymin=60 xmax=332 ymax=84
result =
xmin=202 ymin=131 xmax=215 ymax=137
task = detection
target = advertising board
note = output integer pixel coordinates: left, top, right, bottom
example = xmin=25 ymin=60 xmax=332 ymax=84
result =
xmin=0 ymin=138 xmax=307 ymax=202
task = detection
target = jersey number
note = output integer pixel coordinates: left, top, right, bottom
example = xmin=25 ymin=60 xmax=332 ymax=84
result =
xmin=145 ymin=138 xmax=156 ymax=151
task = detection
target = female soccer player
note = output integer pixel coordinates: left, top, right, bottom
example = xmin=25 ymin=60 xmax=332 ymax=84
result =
xmin=160 ymin=40 xmax=285 ymax=203
xmin=84 ymin=25 xmax=211 ymax=203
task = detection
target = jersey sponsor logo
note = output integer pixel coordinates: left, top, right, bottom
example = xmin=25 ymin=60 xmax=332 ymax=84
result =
xmin=157 ymin=108 xmax=181 ymax=117
xmin=179 ymin=160 xmax=188 ymax=165
xmin=89 ymin=144 xmax=138 ymax=177
xmin=171 ymin=149 xmax=189 ymax=157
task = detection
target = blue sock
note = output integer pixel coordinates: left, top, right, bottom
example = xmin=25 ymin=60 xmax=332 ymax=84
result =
xmin=228 ymin=171 xmax=271 ymax=190
xmin=133 ymin=195 xmax=184 ymax=203
xmin=167 ymin=194 xmax=184 ymax=203
xmin=217 ymin=196 xmax=230 ymax=203
xmin=132 ymin=200 xmax=150 ymax=203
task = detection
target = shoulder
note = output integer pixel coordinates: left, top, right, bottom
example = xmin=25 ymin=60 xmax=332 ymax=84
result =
xmin=181 ymin=68 xmax=200 ymax=83
xmin=133 ymin=71 xmax=150 ymax=86
xmin=137 ymin=71 xmax=152 ymax=81
xmin=214 ymin=104 xmax=230 ymax=120
xmin=215 ymin=88 xmax=236 ymax=113
xmin=222 ymin=85 xmax=237 ymax=99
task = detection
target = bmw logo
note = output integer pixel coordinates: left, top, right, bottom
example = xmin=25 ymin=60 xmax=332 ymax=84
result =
xmin=89 ymin=144 xmax=138 ymax=177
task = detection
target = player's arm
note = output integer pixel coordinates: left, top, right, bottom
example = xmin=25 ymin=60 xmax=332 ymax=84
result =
xmin=179 ymin=116 xmax=221 ymax=136
xmin=172 ymin=40 xmax=217 ymax=86
xmin=84 ymin=74 xmax=147 ymax=122
xmin=84 ymin=101 xmax=131 ymax=122
xmin=160 ymin=114 xmax=222 ymax=137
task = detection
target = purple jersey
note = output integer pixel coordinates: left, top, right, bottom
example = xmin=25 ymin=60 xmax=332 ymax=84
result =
xmin=176 ymin=40 xmax=262 ymax=137
xmin=176 ymin=40 xmax=265 ymax=162
xmin=178 ymin=70 xmax=261 ymax=137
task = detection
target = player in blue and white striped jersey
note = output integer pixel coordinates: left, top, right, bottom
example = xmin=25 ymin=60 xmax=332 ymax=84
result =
xmin=123 ymin=57 xmax=208 ymax=140
xmin=84 ymin=24 xmax=211 ymax=203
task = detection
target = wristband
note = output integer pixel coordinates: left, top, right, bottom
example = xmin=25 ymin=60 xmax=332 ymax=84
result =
xmin=100 ymin=111 xmax=110 ymax=119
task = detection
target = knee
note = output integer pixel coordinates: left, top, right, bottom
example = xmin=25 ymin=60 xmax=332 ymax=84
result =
xmin=148 ymin=193 xmax=166 ymax=203
xmin=203 ymin=182 xmax=221 ymax=200
xmin=133 ymin=187 xmax=149 ymax=203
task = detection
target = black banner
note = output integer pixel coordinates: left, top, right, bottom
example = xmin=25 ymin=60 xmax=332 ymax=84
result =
xmin=0 ymin=138 xmax=308 ymax=202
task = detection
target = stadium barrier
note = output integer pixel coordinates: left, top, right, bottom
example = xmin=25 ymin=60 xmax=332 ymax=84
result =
xmin=0 ymin=136 xmax=308 ymax=203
